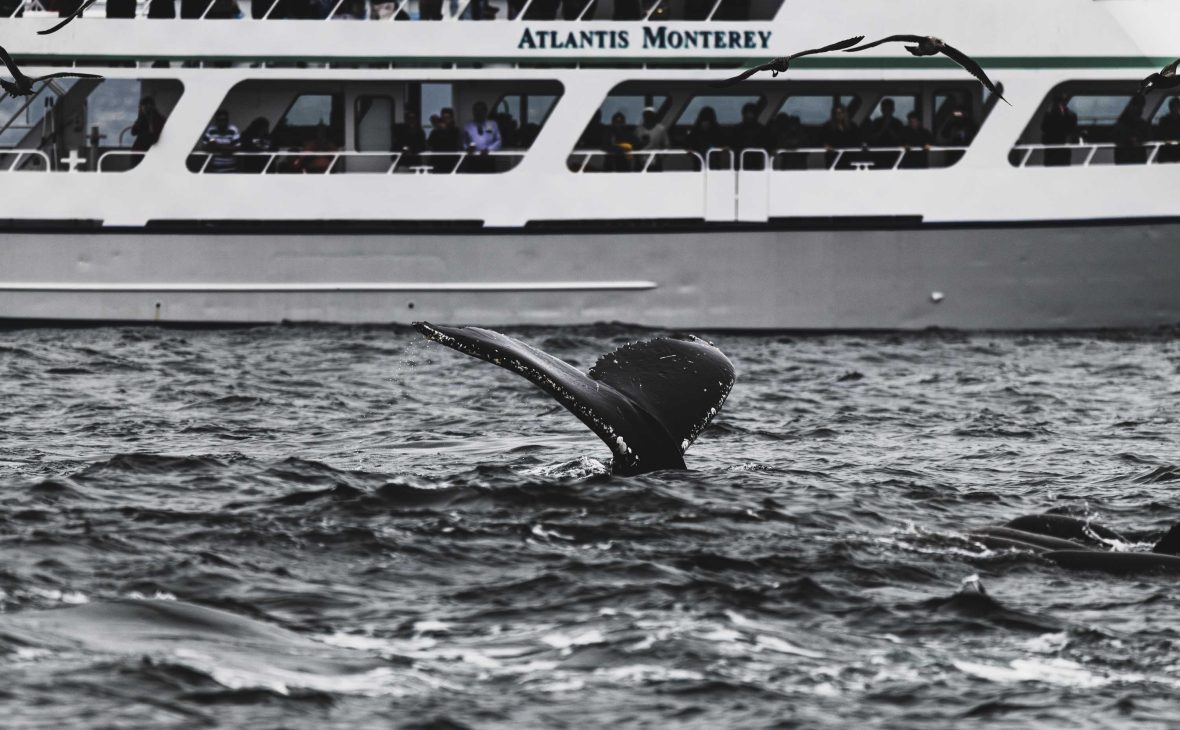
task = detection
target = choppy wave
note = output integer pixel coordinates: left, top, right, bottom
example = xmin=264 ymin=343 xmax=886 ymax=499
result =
xmin=3 ymin=325 xmax=1180 ymax=727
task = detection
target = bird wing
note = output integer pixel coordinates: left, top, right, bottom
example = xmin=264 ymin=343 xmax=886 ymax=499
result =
xmin=30 ymin=72 xmax=106 ymax=82
xmin=844 ymin=35 xmax=927 ymax=53
xmin=939 ymin=43 xmax=1010 ymax=105
xmin=711 ymin=61 xmax=779 ymax=88
xmin=0 ymin=45 xmax=29 ymax=86
xmin=788 ymin=35 xmax=866 ymax=60
xmin=37 ymin=0 xmax=98 ymax=35
xmin=1162 ymin=57 xmax=1180 ymax=77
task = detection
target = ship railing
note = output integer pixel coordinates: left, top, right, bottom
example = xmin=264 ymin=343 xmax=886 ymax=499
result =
xmin=2 ymin=0 xmax=771 ymax=21
xmin=0 ymin=148 xmax=51 ymax=171
xmin=566 ymin=149 xmax=706 ymax=173
xmin=177 ymin=149 xmax=526 ymax=174
xmin=767 ymin=146 xmax=969 ymax=171
xmin=566 ymin=146 xmax=968 ymax=173
xmin=1009 ymin=142 xmax=1180 ymax=167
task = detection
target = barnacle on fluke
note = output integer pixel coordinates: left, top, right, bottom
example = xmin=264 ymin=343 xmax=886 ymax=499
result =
xmin=413 ymin=322 xmax=735 ymax=476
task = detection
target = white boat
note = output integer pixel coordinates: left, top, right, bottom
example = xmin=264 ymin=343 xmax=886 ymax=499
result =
xmin=0 ymin=0 xmax=1178 ymax=328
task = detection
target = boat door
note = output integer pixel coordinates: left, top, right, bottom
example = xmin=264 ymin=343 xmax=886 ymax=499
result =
xmin=737 ymin=149 xmax=769 ymax=222
xmin=703 ymin=148 xmax=735 ymax=222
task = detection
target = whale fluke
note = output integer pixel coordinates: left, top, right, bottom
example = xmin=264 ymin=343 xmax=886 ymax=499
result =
xmin=413 ymin=323 xmax=735 ymax=475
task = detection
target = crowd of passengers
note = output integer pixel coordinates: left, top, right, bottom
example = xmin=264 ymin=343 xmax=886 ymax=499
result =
xmin=579 ymin=98 xmax=978 ymax=171
xmin=195 ymin=101 xmax=533 ymax=173
xmin=21 ymin=0 xmax=755 ymax=20
xmin=1039 ymin=92 xmax=1180 ymax=165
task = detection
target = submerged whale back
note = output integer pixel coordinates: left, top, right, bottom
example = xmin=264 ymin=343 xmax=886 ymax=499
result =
xmin=414 ymin=323 xmax=735 ymax=475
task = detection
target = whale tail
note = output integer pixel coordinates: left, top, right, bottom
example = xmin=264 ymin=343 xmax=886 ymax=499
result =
xmin=413 ymin=323 xmax=735 ymax=475
xmin=1152 ymin=523 xmax=1180 ymax=555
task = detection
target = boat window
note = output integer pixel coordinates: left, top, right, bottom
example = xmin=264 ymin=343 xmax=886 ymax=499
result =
xmin=571 ymin=80 xmax=983 ymax=173
xmin=778 ymin=95 xmax=859 ymax=126
xmin=275 ymin=93 xmax=344 ymax=148
xmin=0 ymin=78 xmax=183 ymax=174
xmin=493 ymin=93 xmax=559 ymax=147
xmin=188 ymin=79 xmax=561 ymax=174
xmin=677 ymin=95 xmax=763 ymax=126
xmin=1009 ymin=83 xmax=1173 ymax=167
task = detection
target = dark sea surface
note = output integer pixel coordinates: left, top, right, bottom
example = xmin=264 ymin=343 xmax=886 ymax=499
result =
xmin=2 ymin=325 xmax=1180 ymax=728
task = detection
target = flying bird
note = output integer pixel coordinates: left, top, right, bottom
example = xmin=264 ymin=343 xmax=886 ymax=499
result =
xmin=1138 ymin=57 xmax=1180 ymax=96
xmin=713 ymin=36 xmax=865 ymax=87
xmin=0 ymin=45 xmax=103 ymax=98
xmin=38 ymin=0 xmax=97 ymax=35
xmin=846 ymin=35 xmax=1010 ymax=105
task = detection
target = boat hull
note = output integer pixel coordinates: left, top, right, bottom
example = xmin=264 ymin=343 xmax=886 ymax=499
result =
xmin=1 ymin=221 xmax=1177 ymax=329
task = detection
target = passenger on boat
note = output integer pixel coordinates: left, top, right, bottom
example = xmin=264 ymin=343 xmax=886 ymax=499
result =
xmin=820 ymin=104 xmax=860 ymax=149
xmin=239 ymin=117 xmax=273 ymax=173
xmin=768 ymin=113 xmax=807 ymax=169
xmin=428 ymin=108 xmax=461 ymax=151
xmin=419 ymin=0 xmax=442 ymax=19
xmin=940 ymin=102 xmax=977 ymax=146
xmin=131 ymin=98 xmax=166 ymax=153
xmin=1156 ymin=97 xmax=1180 ymax=163
xmin=730 ymin=102 xmax=769 ymax=168
xmin=287 ymin=122 xmax=338 ymax=174
xmin=604 ymin=111 xmax=638 ymax=172
xmin=428 ymin=107 xmax=461 ymax=173
xmin=463 ymin=101 xmax=502 ymax=173
xmin=864 ymin=98 xmax=905 ymax=147
xmin=685 ymin=106 xmax=727 ymax=169
xmin=394 ymin=109 xmax=427 ymax=167
xmin=201 ymin=109 xmax=241 ymax=173
xmin=1040 ymin=93 xmax=1079 ymax=167
xmin=635 ymin=107 xmax=670 ymax=151
xmin=1114 ymin=94 xmax=1150 ymax=165
xmin=899 ymin=111 xmax=934 ymax=169
xmin=128 ymin=97 xmax=166 ymax=169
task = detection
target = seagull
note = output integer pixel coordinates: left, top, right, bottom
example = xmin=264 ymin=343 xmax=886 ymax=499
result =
xmin=38 ymin=0 xmax=98 ymax=35
xmin=845 ymin=35 xmax=1010 ymax=105
xmin=0 ymin=45 xmax=103 ymax=98
xmin=1138 ymin=58 xmax=1180 ymax=96
xmin=713 ymin=36 xmax=865 ymax=87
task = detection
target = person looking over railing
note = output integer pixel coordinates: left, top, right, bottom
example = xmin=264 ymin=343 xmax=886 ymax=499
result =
xmin=1041 ymin=93 xmax=1078 ymax=167
xmin=899 ymin=111 xmax=933 ymax=169
xmin=202 ymin=110 xmax=241 ymax=173
xmin=604 ymin=111 xmax=638 ymax=172
xmin=729 ymin=102 xmax=768 ymax=169
xmin=291 ymin=122 xmax=338 ymax=173
xmin=129 ymin=97 xmax=166 ymax=169
xmin=820 ymin=104 xmax=859 ymax=150
xmin=1114 ymin=94 xmax=1150 ymax=165
xmin=686 ymin=106 xmax=725 ymax=168
xmin=394 ymin=109 xmax=426 ymax=167
xmin=864 ymin=97 xmax=904 ymax=147
xmin=635 ymin=106 xmax=670 ymax=152
xmin=941 ymin=102 xmax=977 ymax=146
xmin=463 ymin=101 xmax=502 ymax=173
xmin=428 ymin=107 xmax=460 ymax=151
xmin=1156 ymin=97 xmax=1180 ymax=163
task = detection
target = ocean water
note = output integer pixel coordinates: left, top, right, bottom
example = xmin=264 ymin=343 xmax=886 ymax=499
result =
xmin=2 ymin=324 xmax=1180 ymax=728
